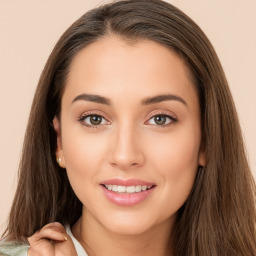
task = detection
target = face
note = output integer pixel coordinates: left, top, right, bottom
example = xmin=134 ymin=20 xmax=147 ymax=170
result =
xmin=54 ymin=37 xmax=205 ymax=235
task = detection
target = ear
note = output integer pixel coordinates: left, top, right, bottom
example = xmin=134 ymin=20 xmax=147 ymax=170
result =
xmin=53 ymin=116 xmax=66 ymax=168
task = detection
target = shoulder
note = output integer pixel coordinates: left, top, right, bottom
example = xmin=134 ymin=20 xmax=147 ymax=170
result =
xmin=65 ymin=225 xmax=88 ymax=256
xmin=0 ymin=239 xmax=29 ymax=256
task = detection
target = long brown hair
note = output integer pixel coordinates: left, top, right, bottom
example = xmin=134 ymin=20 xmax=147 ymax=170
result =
xmin=2 ymin=0 xmax=255 ymax=255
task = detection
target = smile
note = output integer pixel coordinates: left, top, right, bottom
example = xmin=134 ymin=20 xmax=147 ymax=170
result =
xmin=103 ymin=184 xmax=153 ymax=194
xmin=100 ymin=179 xmax=156 ymax=206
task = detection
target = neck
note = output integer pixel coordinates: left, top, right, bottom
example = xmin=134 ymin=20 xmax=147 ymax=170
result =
xmin=72 ymin=208 xmax=174 ymax=256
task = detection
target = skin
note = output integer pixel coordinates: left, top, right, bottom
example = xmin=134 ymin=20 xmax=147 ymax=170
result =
xmin=27 ymin=222 xmax=77 ymax=256
xmin=29 ymin=36 xmax=205 ymax=256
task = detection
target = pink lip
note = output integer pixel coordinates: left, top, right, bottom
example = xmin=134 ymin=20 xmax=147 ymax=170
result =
xmin=100 ymin=179 xmax=156 ymax=206
xmin=101 ymin=178 xmax=155 ymax=186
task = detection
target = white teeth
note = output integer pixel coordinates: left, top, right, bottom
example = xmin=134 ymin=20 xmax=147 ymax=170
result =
xmin=126 ymin=186 xmax=136 ymax=193
xmin=104 ymin=184 xmax=153 ymax=193
xmin=107 ymin=185 xmax=112 ymax=190
xmin=142 ymin=185 xmax=147 ymax=191
xmin=135 ymin=185 xmax=141 ymax=192
xmin=117 ymin=186 xmax=126 ymax=193
xmin=112 ymin=185 xmax=118 ymax=192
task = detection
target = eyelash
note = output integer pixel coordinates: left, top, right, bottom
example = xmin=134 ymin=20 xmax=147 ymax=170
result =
xmin=78 ymin=111 xmax=178 ymax=129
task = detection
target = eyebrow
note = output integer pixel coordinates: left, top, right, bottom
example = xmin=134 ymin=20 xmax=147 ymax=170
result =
xmin=72 ymin=93 xmax=187 ymax=106
xmin=72 ymin=94 xmax=111 ymax=105
xmin=141 ymin=94 xmax=187 ymax=106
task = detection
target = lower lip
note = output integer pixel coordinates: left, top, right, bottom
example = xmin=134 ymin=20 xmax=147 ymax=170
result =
xmin=101 ymin=185 xmax=155 ymax=206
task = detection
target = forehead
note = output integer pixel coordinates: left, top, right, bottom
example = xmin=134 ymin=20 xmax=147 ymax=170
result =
xmin=63 ymin=36 xmax=198 ymax=108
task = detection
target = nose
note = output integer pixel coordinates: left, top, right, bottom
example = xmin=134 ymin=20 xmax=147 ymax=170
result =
xmin=109 ymin=123 xmax=145 ymax=170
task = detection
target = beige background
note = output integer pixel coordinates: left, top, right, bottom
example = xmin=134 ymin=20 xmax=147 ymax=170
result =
xmin=0 ymin=0 xmax=255 ymax=235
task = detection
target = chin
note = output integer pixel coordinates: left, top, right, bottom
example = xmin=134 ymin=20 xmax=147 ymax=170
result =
xmin=99 ymin=212 xmax=161 ymax=236
xmin=106 ymin=222 xmax=151 ymax=235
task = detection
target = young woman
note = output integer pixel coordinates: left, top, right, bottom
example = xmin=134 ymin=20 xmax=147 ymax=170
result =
xmin=0 ymin=0 xmax=255 ymax=255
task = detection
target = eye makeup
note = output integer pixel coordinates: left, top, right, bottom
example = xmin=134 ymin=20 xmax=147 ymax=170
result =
xmin=77 ymin=109 xmax=178 ymax=129
xmin=77 ymin=110 xmax=110 ymax=129
xmin=145 ymin=109 xmax=178 ymax=128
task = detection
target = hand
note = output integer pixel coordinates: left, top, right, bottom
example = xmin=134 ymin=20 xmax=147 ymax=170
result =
xmin=27 ymin=222 xmax=78 ymax=256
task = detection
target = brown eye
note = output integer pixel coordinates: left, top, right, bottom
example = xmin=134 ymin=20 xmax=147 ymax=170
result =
xmin=147 ymin=114 xmax=177 ymax=127
xmin=79 ymin=114 xmax=109 ymax=127
xmin=90 ymin=115 xmax=102 ymax=125
xmin=154 ymin=116 xmax=167 ymax=125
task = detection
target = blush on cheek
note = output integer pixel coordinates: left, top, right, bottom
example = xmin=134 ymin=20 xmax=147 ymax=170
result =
xmin=156 ymin=140 xmax=199 ymax=174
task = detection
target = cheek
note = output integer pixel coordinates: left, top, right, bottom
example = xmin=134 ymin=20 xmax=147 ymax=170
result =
xmin=146 ymin=126 xmax=200 ymax=204
xmin=60 ymin=127 xmax=108 ymax=201
xmin=62 ymin=120 xmax=108 ymax=167
xmin=148 ymin=127 xmax=200 ymax=173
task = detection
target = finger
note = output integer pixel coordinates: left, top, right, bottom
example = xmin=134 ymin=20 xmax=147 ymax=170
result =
xmin=28 ymin=230 xmax=67 ymax=247
xmin=28 ymin=225 xmax=68 ymax=246
xmin=40 ymin=222 xmax=66 ymax=233
xmin=31 ymin=222 xmax=67 ymax=238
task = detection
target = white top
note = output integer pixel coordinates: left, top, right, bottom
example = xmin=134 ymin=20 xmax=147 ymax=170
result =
xmin=66 ymin=225 xmax=88 ymax=256
xmin=0 ymin=225 xmax=88 ymax=256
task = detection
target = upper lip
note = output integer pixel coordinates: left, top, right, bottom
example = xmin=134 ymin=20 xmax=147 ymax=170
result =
xmin=100 ymin=178 xmax=156 ymax=187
